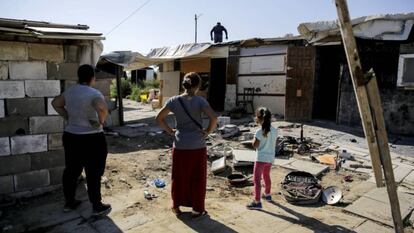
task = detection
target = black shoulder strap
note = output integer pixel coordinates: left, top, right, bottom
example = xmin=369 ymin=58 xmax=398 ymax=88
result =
xmin=177 ymin=97 xmax=203 ymax=130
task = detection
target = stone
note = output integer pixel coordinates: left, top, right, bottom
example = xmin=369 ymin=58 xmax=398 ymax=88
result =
xmin=28 ymin=43 xmax=64 ymax=62
xmin=11 ymin=134 xmax=47 ymax=155
xmin=25 ymin=80 xmax=61 ymax=97
xmin=0 ymin=41 xmax=28 ymax=60
xmin=9 ymin=61 xmax=47 ymax=80
xmin=274 ymin=157 xmax=297 ymax=167
xmin=47 ymin=98 xmax=58 ymax=115
xmin=402 ymin=171 xmax=414 ymax=188
xmin=48 ymin=133 xmax=63 ymax=150
xmin=0 ymin=154 xmax=31 ymax=176
xmin=282 ymin=159 xmax=330 ymax=177
xmin=57 ymin=63 xmax=78 ymax=80
xmin=29 ymin=116 xmax=64 ymax=134
xmin=64 ymin=45 xmax=79 ymax=62
xmin=14 ymin=169 xmax=50 ymax=192
xmin=0 ymin=99 xmax=4 ymax=118
xmin=0 ymin=116 xmax=29 ymax=137
xmin=393 ymin=163 xmax=413 ymax=183
xmin=0 ymin=61 xmax=8 ymax=80
xmin=0 ymin=175 xmax=14 ymax=194
xmin=30 ymin=150 xmax=65 ymax=170
xmin=0 ymin=81 xmax=25 ymax=99
xmin=0 ymin=137 xmax=10 ymax=156
xmin=49 ymin=166 xmax=64 ymax=185
xmin=6 ymin=98 xmax=46 ymax=117
xmin=354 ymin=220 xmax=393 ymax=233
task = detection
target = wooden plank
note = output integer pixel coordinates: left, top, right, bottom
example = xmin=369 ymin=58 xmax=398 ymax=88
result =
xmin=116 ymin=65 xmax=124 ymax=126
xmin=334 ymin=0 xmax=403 ymax=232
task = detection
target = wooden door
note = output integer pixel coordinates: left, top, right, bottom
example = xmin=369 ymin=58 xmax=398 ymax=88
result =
xmin=285 ymin=46 xmax=316 ymax=120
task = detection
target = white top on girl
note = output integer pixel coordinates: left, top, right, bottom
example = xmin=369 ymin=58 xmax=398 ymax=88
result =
xmin=254 ymin=126 xmax=277 ymax=163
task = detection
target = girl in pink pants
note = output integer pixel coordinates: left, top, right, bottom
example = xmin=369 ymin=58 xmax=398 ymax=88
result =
xmin=247 ymin=107 xmax=277 ymax=210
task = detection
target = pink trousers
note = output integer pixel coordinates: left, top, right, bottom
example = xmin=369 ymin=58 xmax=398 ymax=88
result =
xmin=253 ymin=161 xmax=272 ymax=201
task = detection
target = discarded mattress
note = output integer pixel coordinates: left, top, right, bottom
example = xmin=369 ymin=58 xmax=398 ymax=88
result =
xmin=281 ymin=171 xmax=322 ymax=205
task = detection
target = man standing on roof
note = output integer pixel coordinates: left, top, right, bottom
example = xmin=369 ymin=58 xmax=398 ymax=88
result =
xmin=210 ymin=22 xmax=228 ymax=43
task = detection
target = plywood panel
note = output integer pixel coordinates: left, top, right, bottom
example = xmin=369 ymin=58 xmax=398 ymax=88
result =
xmin=159 ymin=71 xmax=180 ymax=99
xmin=238 ymin=75 xmax=286 ymax=94
xmin=239 ymin=55 xmax=286 ymax=74
xmin=181 ymin=57 xmax=210 ymax=73
xmin=240 ymin=45 xmax=288 ymax=56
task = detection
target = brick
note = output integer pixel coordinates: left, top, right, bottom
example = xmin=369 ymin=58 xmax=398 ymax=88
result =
xmin=31 ymin=150 xmax=64 ymax=170
xmin=0 ymin=137 xmax=10 ymax=156
xmin=49 ymin=166 xmax=64 ymax=185
xmin=25 ymin=80 xmax=60 ymax=97
xmin=0 ymin=81 xmax=25 ymax=99
xmin=64 ymin=45 xmax=79 ymax=62
xmin=0 ymin=41 xmax=28 ymax=60
xmin=6 ymin=98 xmax=45 ymax=117
xmin=11 ymin=134 xmax=47 ymax=155
xmin=0 ymin=154 xmax=31 ymax=175
xmin=0 ymin=99 xmax=4 ymax=118
xmin=0 ymin=116 xmax=29 ymax=136
xmin=48 ymin=133 xmax=63 ymax=150
xmin=0 ymin=175 xmax=14 ymax=194
xmin=94 ymin=80 xmax=110 ymax=96
xmin=30 ymin=116 xmax=64 ymax=134
xmin=47 ymin=98 xmax=58 ymax=115
xmin=9 ymin=61 xmax=47 ymax=80
xmin=0 ymin=61 xmax=8 ymax=80
xmin=28 ymin=43 xmax=63 ymax=62
xmin=57 ymin=63 xmax=78 ymax=80
xmin=14 ymin=169 xmax=50 ymax=191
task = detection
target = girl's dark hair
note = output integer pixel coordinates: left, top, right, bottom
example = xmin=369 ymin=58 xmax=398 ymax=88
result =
xmin=182 ymin=72 xmax=201 ymax=90
xmin=256 ymin=107 xmax=272 ymax=137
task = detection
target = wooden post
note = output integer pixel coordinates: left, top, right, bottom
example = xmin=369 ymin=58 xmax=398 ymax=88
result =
xmin=334 ymin=1 xmax=404 ymax=232
xmin=116 ymin=65 xmax=124 ymax=126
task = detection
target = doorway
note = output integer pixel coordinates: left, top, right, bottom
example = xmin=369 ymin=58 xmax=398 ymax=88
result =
xmin=208 ymin=58 xmax=227 ymax=111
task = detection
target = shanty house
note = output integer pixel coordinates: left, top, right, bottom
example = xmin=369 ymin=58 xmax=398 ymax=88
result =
xmin=0 ymin=18 xmax=106 ymax=198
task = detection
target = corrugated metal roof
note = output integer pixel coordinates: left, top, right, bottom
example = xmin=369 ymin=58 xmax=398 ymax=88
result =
xmin=0 ymin=18 xmax=104 ymax=40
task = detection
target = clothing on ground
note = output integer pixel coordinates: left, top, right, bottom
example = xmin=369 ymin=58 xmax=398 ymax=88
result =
xmin=254 ymin=126 xmax=277 ymax=163
xmin=171 ymin=147 xmax=207 ymax=212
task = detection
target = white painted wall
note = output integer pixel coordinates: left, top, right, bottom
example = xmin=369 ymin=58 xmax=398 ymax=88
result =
xmin=159 ymin=71 xmax=180 ymax=104
xmin=239 ymin=55 xmax=286 ymax=74
xmin=238 ymin=75 xmax=286 ymax=94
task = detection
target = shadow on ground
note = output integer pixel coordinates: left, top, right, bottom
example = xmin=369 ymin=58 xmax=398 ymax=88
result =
xmin=178 ymin=212 xmax=238 ymax=233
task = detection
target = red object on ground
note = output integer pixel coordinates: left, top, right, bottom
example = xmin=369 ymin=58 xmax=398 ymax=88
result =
xmin=171 ymin=147 xmax=207 ymax=212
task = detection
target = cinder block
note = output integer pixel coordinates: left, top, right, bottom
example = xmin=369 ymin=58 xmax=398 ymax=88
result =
xmin=31 ymin=150 xmax=64 ymax=170
xmin=57 ymin=63 xmax=78 ymax=80
xmin=49 ymin=166 xmax=64 ymax=185
xmin=64 ymin=45 xmax=79 ymax=62
xmin=29 ymin=116 xmax=64 ymax=134
xmin=0 ymin=41 xmax=28 ymax=60
xmin=7 ymin=98 xmax=45 ymax=117
xmin=25 ymin=80 xmax=60 ymax=97
xmin=9 ymin=61 xmax=47 ymax=80
xmin=0 ymin=154 xmax=31 ymax=176
xmin=0 ymin=116 xmax=29 ymax=137
xmin=0 ymin=175 xmax=14 ymax=194
xmin=0 ymin=61 xmax=8 ymax=80
xmin=0 ymin=137 xmax=10 ymax=156
xmin=14 ymin=169 xmax=50 ymax=192
xmin=28 ymin=43 xmax=64 ymax=62
xmin=0 ymin=99 xmax=4 ymax=118
xmin=47 ymin=62 xmax=58 ymax=80
xmin=47 ymin=98 xmax=58 ymax=115
xmin=48 ymin=133 xmax=63 ymax=150
xmin=94 ymin=80 xmax=110 ymax=96
xmin=11 ymin=134 xmax=47 ymax=155
xmin=64 ymin=80 xmax=77 ymax=91
xmin=0 ymin=81 xmax=25 ymax=99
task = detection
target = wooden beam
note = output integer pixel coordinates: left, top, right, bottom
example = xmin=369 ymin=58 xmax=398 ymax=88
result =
xmin=116 ymin=65 xmax=124 ymax=126
xmin=334 ymin=1 xmax=404 ymax=232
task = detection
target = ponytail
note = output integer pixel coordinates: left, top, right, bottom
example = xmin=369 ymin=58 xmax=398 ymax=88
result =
xmin=256 ymin=107 xmax=272 ymax=137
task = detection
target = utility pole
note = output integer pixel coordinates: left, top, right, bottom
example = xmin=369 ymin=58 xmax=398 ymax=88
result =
xmin=334 ymin=0 xmax=403 ymax=232
xmin=194 ymin=13 xmax=202 ymax=43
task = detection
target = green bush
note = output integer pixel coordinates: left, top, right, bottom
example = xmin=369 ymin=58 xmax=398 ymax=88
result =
xmin=109 ymin=78 xmax=132 ymax=98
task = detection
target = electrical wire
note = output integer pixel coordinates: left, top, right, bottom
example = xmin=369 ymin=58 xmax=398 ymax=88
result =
xmin=106 ymin=0 xmax=153 ymax=37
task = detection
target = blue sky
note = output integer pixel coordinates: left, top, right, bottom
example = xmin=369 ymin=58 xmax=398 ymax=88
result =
xmin=1 ymin=0 xmax=413 ymax=54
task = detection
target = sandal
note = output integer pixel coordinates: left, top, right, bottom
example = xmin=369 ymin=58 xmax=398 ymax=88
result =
xmin=171 ymin=207 xmax=182 ymax=216
xmin=191 ymin=210 xmax=208 ymax=219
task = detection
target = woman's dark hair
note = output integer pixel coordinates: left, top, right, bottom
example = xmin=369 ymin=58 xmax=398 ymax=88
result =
xmin=182 ymin=72 xmax=201 ymax=90
xmin=256 ymin=107 xmax=272 ymax=137
xmin=78 ymin=64 xmax=95 ymax=84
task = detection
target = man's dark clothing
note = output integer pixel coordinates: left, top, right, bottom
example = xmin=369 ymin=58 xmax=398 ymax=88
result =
xmin=62 ymin=132 xmax=107 ymax=207
xmin=210 ymin=25 xmax=228 ymax=43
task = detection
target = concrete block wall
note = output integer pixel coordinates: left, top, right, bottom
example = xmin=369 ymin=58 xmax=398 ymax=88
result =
xmin=224 ymin=84 xmax=236 ymax=111
xmin=0 ymin=40 xmax=102 ymax=197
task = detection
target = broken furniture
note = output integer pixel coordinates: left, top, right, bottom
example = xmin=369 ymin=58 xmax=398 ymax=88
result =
xmin=281 ymin=171 xmax=322 ymax=205
xmin=238 ymin=87 xmax=255 ymax=114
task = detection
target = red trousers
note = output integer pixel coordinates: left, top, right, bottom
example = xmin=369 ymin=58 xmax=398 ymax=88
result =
xmin=253 ymin=161 xmax=272 ymax=201
xmin=171 ymin=147 xmax=207 ymax=212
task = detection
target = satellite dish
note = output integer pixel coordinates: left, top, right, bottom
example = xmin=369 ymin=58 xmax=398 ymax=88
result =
xmin=322 ymin=186 xmax=342 ymax=205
